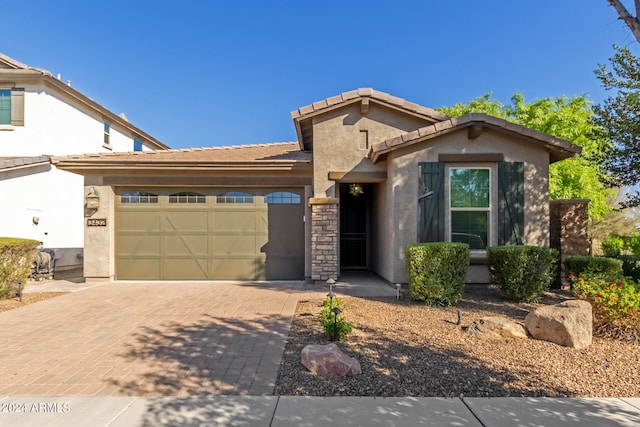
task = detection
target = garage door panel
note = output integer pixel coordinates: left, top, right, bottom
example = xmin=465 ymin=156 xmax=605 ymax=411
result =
xmin=117 ymin=211 xmax=161 ymax=232
xmin=164 ymin=258 xmax=209 ymax=280
xmin=211 ymin=234 xmax=266 ymax=255
xmin=117 ymin=258 xmax=162 ymax=280
xmin=212 ymin=211 xmax=260 ymax=231
xmin=210 ymin=257 xmax=262 ymax=280
xmin=117 ymin=235 xmax=162 ymax=257
xmin=164 ymin=211 xmax=208 ymax=232
xmin=164 ymin=234 xmax=208 ymax=256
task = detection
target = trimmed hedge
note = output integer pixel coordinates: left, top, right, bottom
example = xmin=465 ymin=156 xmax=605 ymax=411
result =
xmin=0 ymin=237 xmax=40 ymax=299
xmin=405 ymin=243 xmax=469 ymax=306
xmin=564 ymin=255 xmax=623 ymax=279
xmin=487 ymin=245 xmax=559 ymax=302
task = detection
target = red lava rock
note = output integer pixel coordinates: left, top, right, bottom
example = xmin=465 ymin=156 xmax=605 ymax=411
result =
xmin=301 ymin=343 xmax=361 ymax=377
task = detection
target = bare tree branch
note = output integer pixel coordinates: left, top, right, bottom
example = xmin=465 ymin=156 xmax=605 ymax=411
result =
xmin=608 ymin=0 xmax=640 ymax=42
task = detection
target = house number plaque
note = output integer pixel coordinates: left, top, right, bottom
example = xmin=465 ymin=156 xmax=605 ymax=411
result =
xmin=87 ymin=218 xmax=107 ymax=227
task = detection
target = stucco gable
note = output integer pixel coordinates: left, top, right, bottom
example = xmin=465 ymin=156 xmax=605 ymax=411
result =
xmin=292 ymin=88 xmax=450 ymax=151
xmin=369 ymin=113 xmax=582 ymax=164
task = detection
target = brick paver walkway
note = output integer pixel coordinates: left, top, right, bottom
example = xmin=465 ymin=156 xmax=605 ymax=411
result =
xmin=0 ymin=282 xmax=306 ymax=396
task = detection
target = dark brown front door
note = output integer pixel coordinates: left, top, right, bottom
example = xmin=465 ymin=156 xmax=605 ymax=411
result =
xmin=340 ymin=184 xmax=369 ymax=269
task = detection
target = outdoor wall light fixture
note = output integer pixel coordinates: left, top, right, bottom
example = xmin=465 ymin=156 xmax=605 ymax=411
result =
xmin=86 ymin=186 xmax=100 ymax=209
xmin=349 ymin=183 xmax=364 ymax=196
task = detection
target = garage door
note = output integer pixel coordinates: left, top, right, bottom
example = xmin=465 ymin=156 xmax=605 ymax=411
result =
xmin=115 ymin=188 xmax=305 ymax=280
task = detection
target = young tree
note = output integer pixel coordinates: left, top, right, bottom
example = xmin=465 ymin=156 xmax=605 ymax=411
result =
xmin=593 ymin=45 xmax=640 ymax=207
xmin=438 ymin=93 xmax=613 ymax=220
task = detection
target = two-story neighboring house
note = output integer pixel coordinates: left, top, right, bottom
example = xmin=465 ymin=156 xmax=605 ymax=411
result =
xmin=0 ymin=53 xmax=169 ymax=270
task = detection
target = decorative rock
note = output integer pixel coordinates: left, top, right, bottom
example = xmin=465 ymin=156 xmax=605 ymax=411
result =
xmin=524 ymin=300 xmax=592 ymax=349
xmin=301 ymin=343 xmax=361 ymax=377
xmin=467 ymin=316 xmax=529 ymax=340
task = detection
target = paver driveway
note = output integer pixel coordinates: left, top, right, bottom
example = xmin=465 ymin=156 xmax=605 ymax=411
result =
xmin=0 ymin=281 xmax=307 ymax=396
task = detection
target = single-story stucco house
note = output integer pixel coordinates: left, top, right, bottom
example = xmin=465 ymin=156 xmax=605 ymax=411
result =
xmin=51 ymin=88 xmax=581 ymax=284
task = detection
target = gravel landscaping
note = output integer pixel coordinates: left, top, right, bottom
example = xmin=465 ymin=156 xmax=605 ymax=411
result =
xmin=275 ymin=285 xmax=640 ymax=397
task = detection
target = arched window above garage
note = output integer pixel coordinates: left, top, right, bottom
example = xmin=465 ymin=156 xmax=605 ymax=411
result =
xmin=265 ymin=191 xmax=301 ymax=204
xmin=169 ymin=192 xmax=206 ymax=204
xmin=120 ymin=191 xmax=159 ymax=204
xmin=216 ymin=191 xmax=253 ymax=204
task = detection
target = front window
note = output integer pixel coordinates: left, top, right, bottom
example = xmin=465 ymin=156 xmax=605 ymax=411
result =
xmin=0 ymin=90 xmax=10 ymax=124
xmin=450 ymin=168 xmax=490 ymax=249
xmin=133 ymin=139 xmax=143 ymax=151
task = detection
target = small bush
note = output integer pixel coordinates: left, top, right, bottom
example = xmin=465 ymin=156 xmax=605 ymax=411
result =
xmin=487 ymin=246 xmax=559 ymax=302
xmin=564 ymin=256 xmax=623 ymax=279
xmin=601 ymin=235 xmax=626 ymax=257
xmin=405 ymin=243 xmax=469 ymax=306
xmin=320 ymin=297 xmax=353 ymax=340
xmin=629 ymin=236 xmax=640 ymax=258
xmin=0 ymin=238 xmax=40 ymax=299
xmin=571 ymin=273 xmax=640 ymax=341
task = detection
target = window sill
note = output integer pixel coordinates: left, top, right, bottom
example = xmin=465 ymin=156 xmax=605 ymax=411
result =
xmin=102 ymin=143 xmax=113 ymax=151
xmin=0 ymin=125 xmax=15 ymax=131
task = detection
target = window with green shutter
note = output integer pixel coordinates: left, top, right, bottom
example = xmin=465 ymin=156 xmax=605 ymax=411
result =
xmin=0 ymin=88 xmax=25 ymax=126
xmin=450 ymin=167 xmax=490 ymax=249
xmin=0 ymin=90 xmax=11 ymax=124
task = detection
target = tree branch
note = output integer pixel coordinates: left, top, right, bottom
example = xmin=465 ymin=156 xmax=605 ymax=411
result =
xmin=608 ymin=0 xmax=640 ymax=42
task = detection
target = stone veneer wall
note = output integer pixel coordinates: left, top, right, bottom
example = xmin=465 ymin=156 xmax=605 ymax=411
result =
xmin=310 ymin=201 xmax=339 ymax=281
xmin=550 ymin=199 xmax=590 ymax=288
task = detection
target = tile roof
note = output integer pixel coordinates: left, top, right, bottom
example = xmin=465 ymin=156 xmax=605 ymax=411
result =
xmin=52 ymin=142 xmax=310 ymax=169
xmin=369 ymin=113 xmax=582 ymax=163
xmin=0 ymin=155 xmax=51 ymax=171
xmin=291 ymin=88 xmax=449 ymax=122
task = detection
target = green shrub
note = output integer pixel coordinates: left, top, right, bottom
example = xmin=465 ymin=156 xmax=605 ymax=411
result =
xmin=0 ymin=238 xmax=40 ymax=299
xmin=320 ymin=297 xmax=353 ymax=340
xmin=405 ymin=243 xmax=469 ymax=306
xmin=629 ymin=236 xmax=640 ymax=258
xmin=487 ymin=246 xmax=559 ymax=302
xmin=571 ymin=273 xmax=640 ymax=341
xmin=601 ymin=235 xmax=626 ymax=257
xmin=564 ymin=256 xmax=623 ymax=279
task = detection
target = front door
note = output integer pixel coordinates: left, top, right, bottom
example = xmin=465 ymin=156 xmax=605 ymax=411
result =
xmin=340 ymin=183 xmax=369 ymax=269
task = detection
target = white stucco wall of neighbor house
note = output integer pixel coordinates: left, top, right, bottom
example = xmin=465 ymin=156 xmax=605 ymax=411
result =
xmin=0 ymin=86 xmax=146 ymax=156
xmin=0 ymin=84 xmax=157 ymax=269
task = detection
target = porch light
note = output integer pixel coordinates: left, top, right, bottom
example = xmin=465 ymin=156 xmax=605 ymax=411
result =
xmin=86 ymin=186 xmax=100 ymax=209
xmin=349 ymin=183 xmax=363 ymax=196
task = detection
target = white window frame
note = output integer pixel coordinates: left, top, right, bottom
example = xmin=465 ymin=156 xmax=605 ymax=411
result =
xmin=445 ymin=163 xmax=498 ymax=251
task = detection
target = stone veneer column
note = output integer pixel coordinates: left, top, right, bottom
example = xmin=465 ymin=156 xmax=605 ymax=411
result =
xmin=309 ymin=198 xmax=339 ymax=281
xmin=550 ymin=199 xmax=590 ymax=288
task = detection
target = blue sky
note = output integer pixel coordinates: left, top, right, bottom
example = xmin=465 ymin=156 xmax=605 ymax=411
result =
xmin=4 ymin=1 xmax=638 ymax=149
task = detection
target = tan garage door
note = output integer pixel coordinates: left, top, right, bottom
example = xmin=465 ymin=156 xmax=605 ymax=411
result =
xmin=115 ymin=188 xmax=304 ymax=280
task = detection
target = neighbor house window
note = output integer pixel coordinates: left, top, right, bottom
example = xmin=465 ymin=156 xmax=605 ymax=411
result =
xmin=103 ymin=123 xmax=111 ymax=147
xmin=169 ymin=192 xmax=206 ymax=204
xmin=265 ymin=191 xmax=301 ymax=204
xmin=121 ymin=192 xmax=158 ymax=203
xmin=0 ymin=90 xmax=10 ymax=124
xmin=133 ymin=139 xmax=143 ymax=152
xmin=449 ymin=168 xmax=490 ymax=249
xmin=216 ymin=191 xmax=253 ymax=204
xmin=0 ymin=88 xmax=24 ymax=126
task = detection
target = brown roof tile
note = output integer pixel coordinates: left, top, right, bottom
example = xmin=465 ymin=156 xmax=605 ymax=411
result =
xmin=370 ymin=113 xmax=582 ymax=164
xmin=52 ymin=142 xmax=310 ymax=166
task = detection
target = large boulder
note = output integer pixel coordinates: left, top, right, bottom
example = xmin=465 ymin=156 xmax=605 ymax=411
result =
xmin=467 ymin=316 xmax=529 ymax=340
xmin=524 ymin=300 xmax=592 ymax=349
xmin=301 ymin=343 xmax=361 ymax=377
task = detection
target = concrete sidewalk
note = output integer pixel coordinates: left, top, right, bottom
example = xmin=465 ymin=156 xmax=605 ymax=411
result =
xmin=1 ymin=396 xmax=640 ymax=426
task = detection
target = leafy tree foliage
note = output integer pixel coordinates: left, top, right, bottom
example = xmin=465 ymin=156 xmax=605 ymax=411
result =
xmin=438 ymin=93 xmax=612 ymax=220
xmin=593 ymin=45 xmax=640 ymax=207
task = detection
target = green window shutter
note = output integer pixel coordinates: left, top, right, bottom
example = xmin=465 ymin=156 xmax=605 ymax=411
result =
xmin=418 ymin=162 xmax=445 ymax=242
xmin=11 ymin=89 xmax=24 ymax=126
xmin=498 ymin=161 xmax=524 ymax=245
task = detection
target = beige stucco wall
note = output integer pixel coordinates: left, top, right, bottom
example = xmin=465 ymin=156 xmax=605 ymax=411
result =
xmin=311 ymin=102 xmax=432 ymax=198
xmin=82 ymin=176 xmax=115 ymax=281
xmin=381 ymin=128 xmax=551 ymax=283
